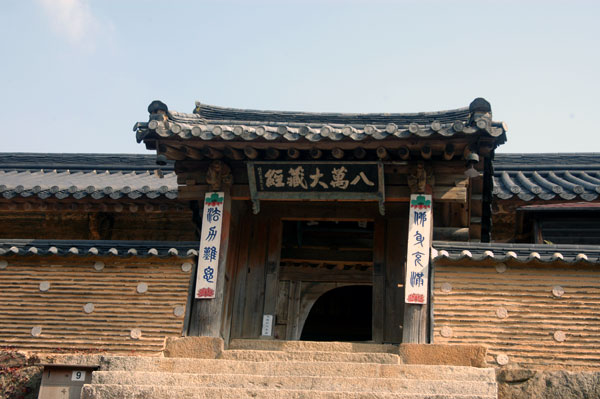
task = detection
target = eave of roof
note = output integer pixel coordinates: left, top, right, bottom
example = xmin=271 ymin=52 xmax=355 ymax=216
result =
xmin=0 ymin=153 xmax=177 ymax=201
xmin=135 ymin=98 xmax=507 ymax=145
xmin=493 ymin=153 xmax=600 ymax=202
xmin=0 ymin=239 xmax=198 ymax=258
xmin=433 ymin=241 xmax=600 ymax=265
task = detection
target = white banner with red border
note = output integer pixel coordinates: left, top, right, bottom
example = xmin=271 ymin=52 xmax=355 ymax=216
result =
xmin=195 ymin=192 xmax=225 ymax=299
xmin=405 ymin=194 xmax=432 ymax=304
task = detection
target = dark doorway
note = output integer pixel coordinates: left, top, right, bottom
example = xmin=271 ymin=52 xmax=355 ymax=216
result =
xmin=300 ymin=285 xmax=372 ymax=341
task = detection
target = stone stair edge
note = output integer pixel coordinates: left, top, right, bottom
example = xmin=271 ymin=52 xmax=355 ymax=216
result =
xmin=91 ymin=369 xmax=498 ymax=383
xmin=97 ymin=355 xmax=496 ymax=372
xmin=81 ymin=384 xmax=497 ymax=399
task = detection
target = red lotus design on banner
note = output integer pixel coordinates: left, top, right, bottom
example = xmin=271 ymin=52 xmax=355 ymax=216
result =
xmin=197 ymin=287 xmax=215 ymax=298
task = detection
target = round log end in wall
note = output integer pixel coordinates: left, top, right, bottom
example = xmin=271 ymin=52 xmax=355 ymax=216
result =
xmin=174 ymin=305 xmax=185 ymax=317
xmin=137 ymin=282 xmax=148 ymax=294
xmin=495 ymin=263 xmax=507 ymax=273
xmin=496 ymin=307 xmax=508 ymax=319
xmin=0 ymin=260 xmax=7 ymax=269
xmin=181 ymin=262 xmax=192 ymax=272
xmin=130 ymin=328 xmax=142 ymax=340
xmin=440 ymin=283 xmax=452 ymax=293
xmin=554 ymin=330 xmax=566 ymax=342
xmin=440 ymin=326 xmax=453 ymax=338
xmin=31 ymin=326 xmax=43 ymax=337
xmin=83 ymin=303 xmax=95 ymax=314
xmin=39 ymin=281 xmax=50 ymax=292
xmin=552 ymin=286 xmax=565 ymax=298
xmin=94 ymin=261 xmax=105 ymax=271
xmin=496 ymin=354 xmax=509 ymax=366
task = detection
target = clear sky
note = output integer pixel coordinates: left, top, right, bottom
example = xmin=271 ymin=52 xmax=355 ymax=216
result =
xmin=1 ymin=0 xmax=599 ymax=154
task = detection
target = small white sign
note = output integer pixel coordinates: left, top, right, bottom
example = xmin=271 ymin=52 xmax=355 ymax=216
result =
xmin=195 ymin=192 xmax=225 ymax=299
xmin=405 ymin=194 xmax=433 ymax=304
xmin=71 ymin=370 xmax=86 ymax=381
xmin=261 ymin=314 xmax=274 ymax=336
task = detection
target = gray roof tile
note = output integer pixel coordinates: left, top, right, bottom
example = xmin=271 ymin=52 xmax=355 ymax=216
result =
xmin=433 ymin=241 xmax=600 ymax=264
xmin=0 ymin=239 xmax=198 ymax=258
xmin=494 ymin=153 xmax=600 ymax=201
xmin=135 ymin=99 xmax=507 ymax=145
xmin=0 ymin=153 xmax=177 ymax=200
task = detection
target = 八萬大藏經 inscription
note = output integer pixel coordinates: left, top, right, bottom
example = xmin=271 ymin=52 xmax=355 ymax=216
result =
xmin=247 ymin=162 xmax=385 ymax=214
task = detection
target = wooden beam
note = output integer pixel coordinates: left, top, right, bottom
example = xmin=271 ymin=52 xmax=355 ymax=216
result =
xmin=244 ymin=147 xmax=259 ymax=160
xmin=420 ymin=145 xmax=432 ymax=160
xmin=224 ymin=147 xmax=244 ymax=161
xmin=184 ymin=146 xmax=205 ymax=160
xmin=398 ymin=147 xmax=410 ymax=160
xmin=159 ymin=144 xmax=187 ymax=161
xmin=432 ymin=227 xmax=469 ymax=241
xmin=309 ymin=148 xmax=322 ymax=159
xmin=443 ymin=143 xmax=455 ymax=161
xmin=202 ymin=147 xmax=223 ymax=160
xmin=286 ymin=148 xmax=300 ymax=159
xmin=279 ymin=267 xmax=372 ymax=283
xmin=353 ymin=147 xmax=366 ymax=160
xmin=331 ymin=148 xmax=344 ymax=160
xmin=265 ymin=147 xmax=280 ymax=160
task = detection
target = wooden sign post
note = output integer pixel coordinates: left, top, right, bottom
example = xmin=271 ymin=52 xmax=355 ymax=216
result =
xmin=189 ymin=190 xmax=232 ymax=337
xmin=403 ymin=194 xmax=432 ymax=343
xmin=405 ymin=194 xmax=432 ymax=304
xmin=195 ymin=192 xmax=225 ymax=299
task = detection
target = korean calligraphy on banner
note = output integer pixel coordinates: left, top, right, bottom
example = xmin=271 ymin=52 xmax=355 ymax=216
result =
xmin=405 ymin=194 xmax=432 ymax=304
xmin=195 ymin=192 xmax=225 ymax=299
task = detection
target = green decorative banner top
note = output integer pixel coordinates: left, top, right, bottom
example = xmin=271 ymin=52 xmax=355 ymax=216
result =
xmin=410 ymin=194 xmax=431 ymax=209
xmin=205 ymin=192 xmax=224 ymax=206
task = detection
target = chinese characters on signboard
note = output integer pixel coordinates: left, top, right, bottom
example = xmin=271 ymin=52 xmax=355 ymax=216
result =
xmin=247 ymin=162 xmax=385 ymax=215
xmin=195 ymin=192 xmax=224 ymax=299
xmin=405 ymin=194 xmax=432 ymax=304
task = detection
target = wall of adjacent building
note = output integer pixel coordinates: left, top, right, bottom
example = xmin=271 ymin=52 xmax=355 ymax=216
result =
xmin=0 ymin=256 xmax=192 ymax=354
xmin=432 ymin=259 xmax=600 ymax=370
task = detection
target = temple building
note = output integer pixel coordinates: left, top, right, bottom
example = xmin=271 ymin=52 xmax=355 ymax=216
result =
xmin=1 ymin=98 xmax=599 ymax=398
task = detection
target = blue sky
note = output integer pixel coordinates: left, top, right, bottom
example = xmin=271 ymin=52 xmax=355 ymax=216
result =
xmin=1 ymin=0 xmax=599 ymax=154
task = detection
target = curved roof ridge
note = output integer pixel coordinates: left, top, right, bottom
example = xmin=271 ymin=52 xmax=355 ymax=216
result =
xmin=0 ymin=153 xmax=172 ymax=172
xmin=192 ymin=102 xmax=471 ymax=125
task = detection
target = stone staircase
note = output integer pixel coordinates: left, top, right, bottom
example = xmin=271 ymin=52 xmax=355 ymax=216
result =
xmin=80 ymin=339 xmax=497 ymax=399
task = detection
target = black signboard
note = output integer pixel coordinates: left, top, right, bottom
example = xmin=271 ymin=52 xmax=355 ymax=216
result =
xmin=247 ymin=162 xmax=385 ymax=214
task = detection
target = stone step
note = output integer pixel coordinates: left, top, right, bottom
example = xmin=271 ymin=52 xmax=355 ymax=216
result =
xmin=91 ymin=371 xmax=497 ymax=395
xmin=229 ymin=339 xmax=398 ymax=353
xmin=81 ymin=384 xmax=497 ymax=399
xmin=219 ymin=349 xmax=401 ymax=364
xmin=97 ymin=356 xmax=496 ymax=382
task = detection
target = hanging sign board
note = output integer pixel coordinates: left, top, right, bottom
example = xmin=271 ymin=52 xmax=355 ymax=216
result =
xmin=405 ymin=194 xmax=432 ymax=304
xmin=247 ymin=162 xmax=385 ymax=215
xmin=195 ymin=192 xmax=225 ymax=299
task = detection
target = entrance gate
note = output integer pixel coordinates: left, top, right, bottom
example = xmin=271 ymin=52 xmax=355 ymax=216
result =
xmin=300 ymin=285 xmax=372 ymax=341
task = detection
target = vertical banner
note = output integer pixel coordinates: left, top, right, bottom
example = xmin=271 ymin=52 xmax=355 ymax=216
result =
xmin=405 ymin=194 xmax=433 ymax=304
xmin=195 ymin=192 xmax=225 ymax=299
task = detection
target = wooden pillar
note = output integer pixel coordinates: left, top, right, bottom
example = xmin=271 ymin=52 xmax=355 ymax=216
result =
xmin=383 ymin=215 xmax=407 ymax=343
xmin=402 ymin=164 xmax=432 ymax=344
xmin=262 ymin=218 xmax=283 ymax=338
xmin=372 ymin=218 xmax=386 ymax=343
xmin=188 ymin=192 xmax=231 ymax=337
xmin=188 ymin=161 xmax=233 ymax=337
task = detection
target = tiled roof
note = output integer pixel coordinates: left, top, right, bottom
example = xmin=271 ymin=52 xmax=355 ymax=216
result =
xmin=433 ymin=241 xmax=600 ymax=264
xmin=135 ymin=98 xmax=507 ymax=144
xmin=0 ymin=153 xmax=177 ymax=200
xmin=0 ymin=239 xmax=198 ymax=258
xmin=493 ymin=153 xmax=600 ymax=201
